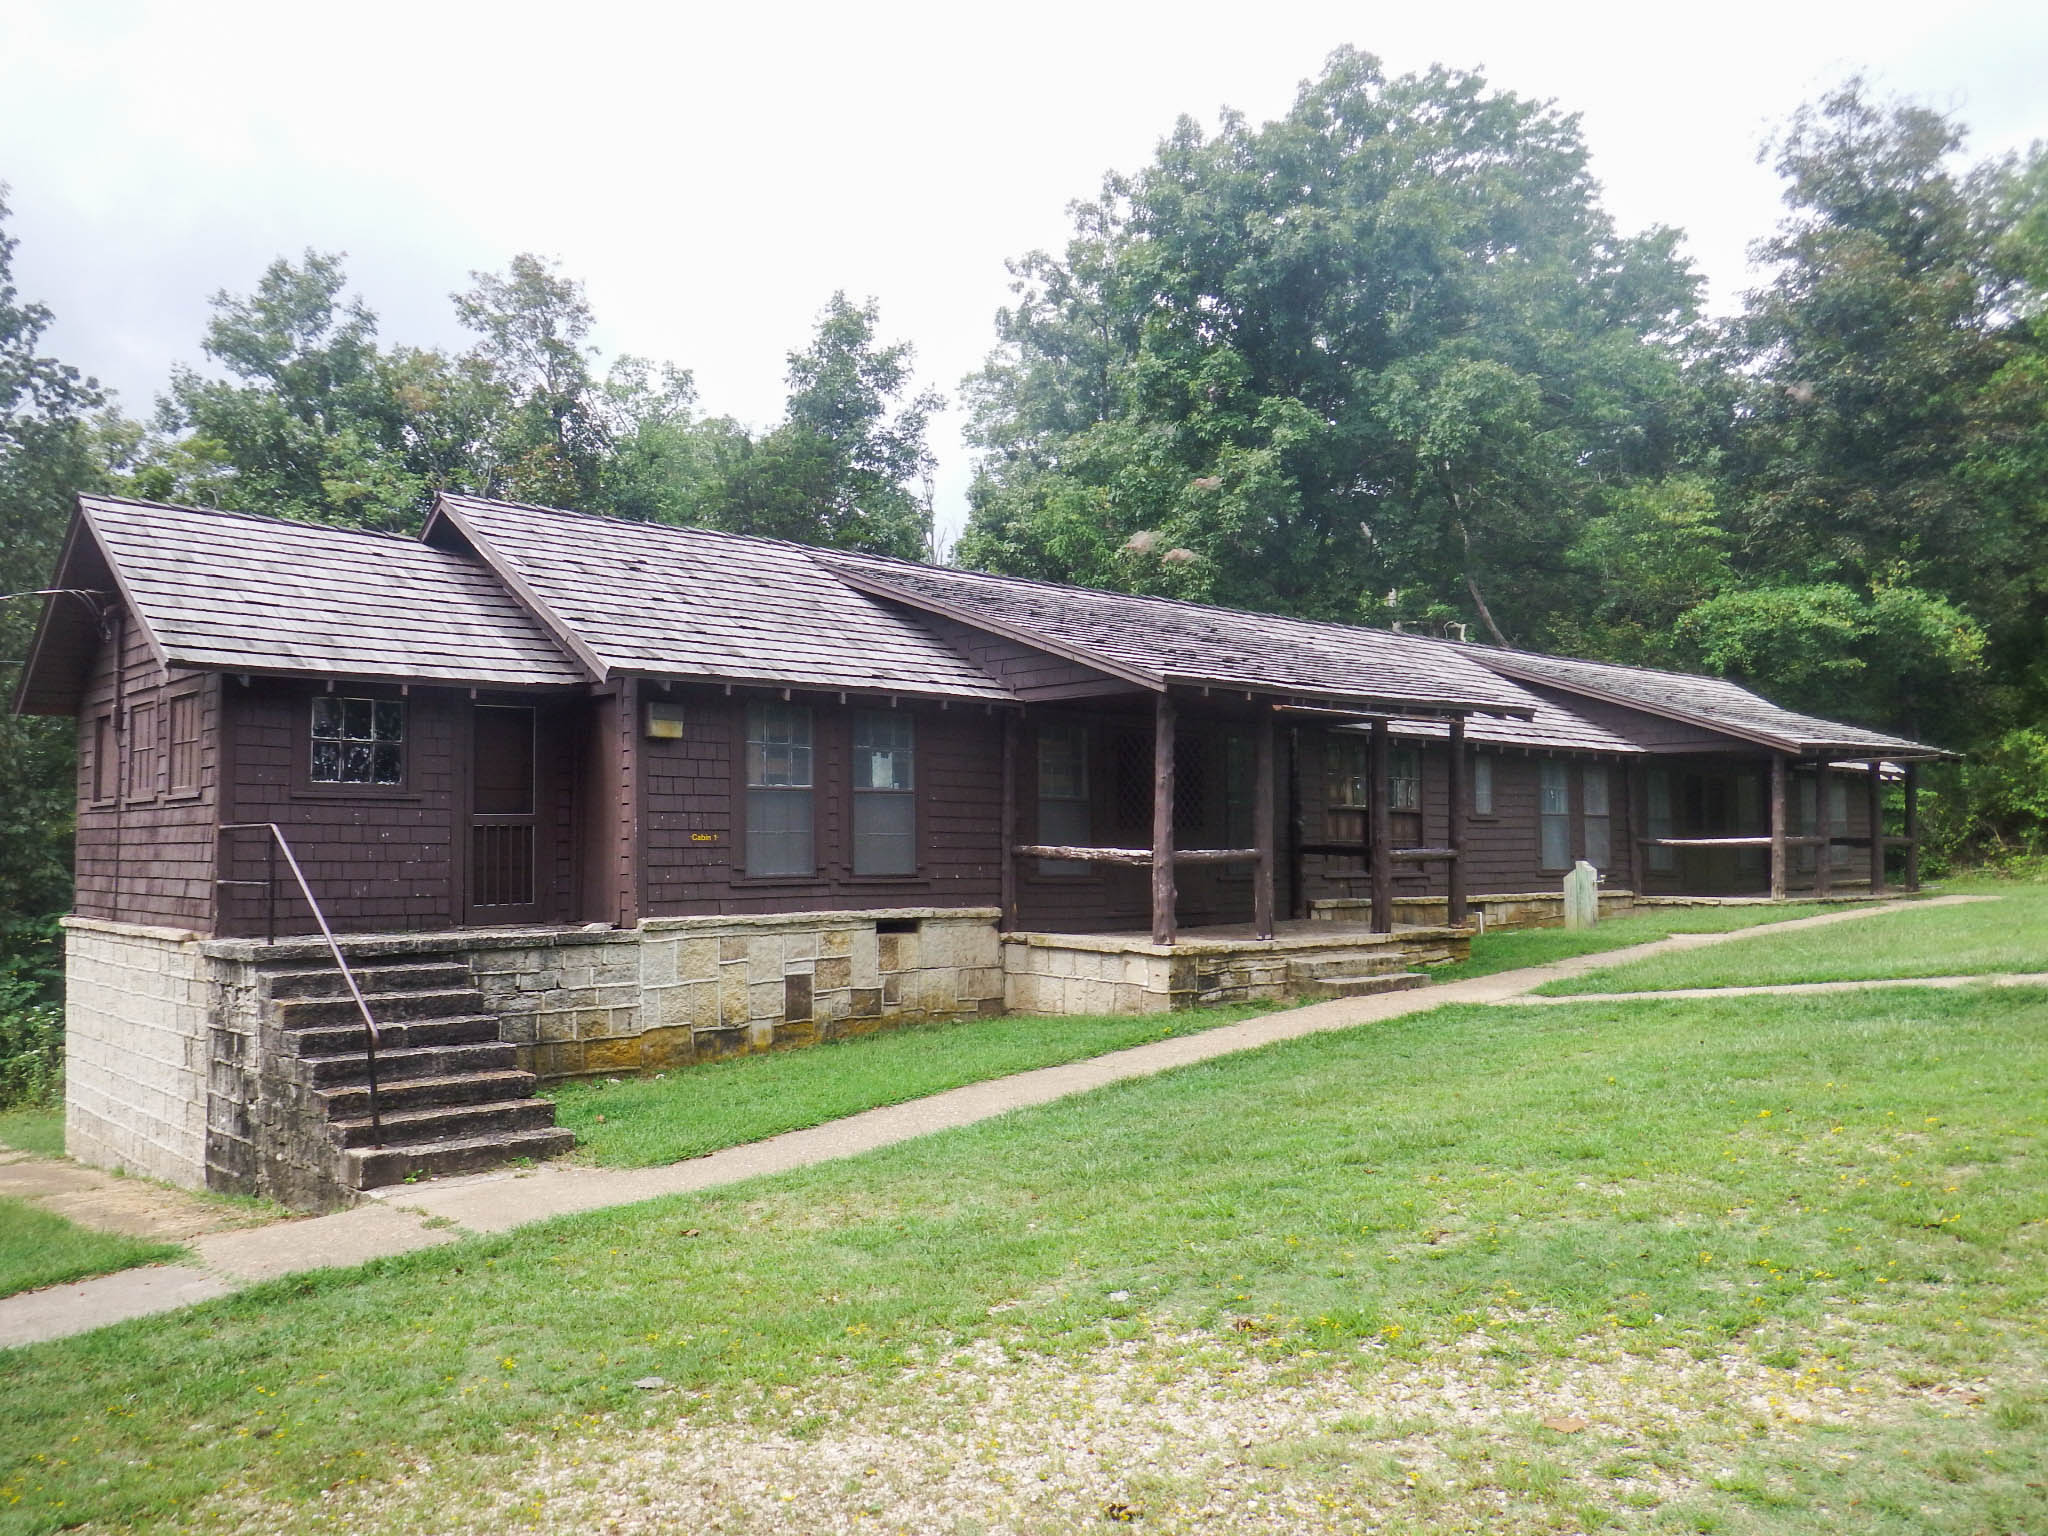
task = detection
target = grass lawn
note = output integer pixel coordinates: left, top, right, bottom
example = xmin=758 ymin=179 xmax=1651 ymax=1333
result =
xmin=0 ymin=1197 xmax=187 ymax=1301
xmin=1427 ymin=900 xmax=1827 ymax=983
xmin=547 ymin=1002 xmax=1276 ymax=1166
xmin=0 ymin=1106 xmax=62 ymax=1159
xmin=2 ymin=983 xmax=2044 ymax=1533
xmin=1541 ymin=878 xmax=2048 ymax=994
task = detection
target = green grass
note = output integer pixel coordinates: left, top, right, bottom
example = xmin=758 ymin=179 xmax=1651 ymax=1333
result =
xmin=3 ymin=983 xmax=2045 ymax=1533
xmin=0 ymin=1197 xmax=186 ymax=1301
xmin=0 ymin=1106 xmax=62 ymax=1159
xmin=1542 ymin=879 xmax=2048 ymax=994
xmin=1427 ymin=900 xmax=1828 ymax=983
xmin=547 ymin=1002 xmax=1277 ymax=1166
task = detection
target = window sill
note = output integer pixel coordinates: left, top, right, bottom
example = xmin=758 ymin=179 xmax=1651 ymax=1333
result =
xmin=288 ymin=787 xmax=425 ymax=804
xmin=728 ymin=875 xmax=832 ymax=888
xmin=844 ymin=874 xmax=932 ymax=887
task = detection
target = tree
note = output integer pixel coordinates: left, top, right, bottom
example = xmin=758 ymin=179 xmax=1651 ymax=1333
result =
xmin=0 ymin=189 xmax=120 ymax=994
xmin=696 ymin=293 xmax=942 ymax=559
xmin=958 ymin=49 xmax=1710 ymax=637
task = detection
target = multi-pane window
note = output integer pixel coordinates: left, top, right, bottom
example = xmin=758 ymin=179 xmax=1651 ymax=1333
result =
xmin=312 ymin=697 xmax=405 ymax=785
xmin=1387 ymin=748 xmax=1421 ymax=813
xmin=1828 ymin=776 xmax=1851 ymax=870
xmin=1325 ymin=737 xmax=1368 ymax=813
xmin=1647 ymin=768 xmax=1675 ymax=872
xmin=127 ymin=700 xmax=156 ymax=800
xmin=745 ymin=703 xmax=814 ymax=877
xmin=1472 ymin=753 xmax=1494 ymax=817
xmin=1581 ymin=764 xmax=1611 ymax=870
xmin=852 ymin=710 xmax=915 ymax=876
xmin=1539 ymin=759 xmax=1571 ymax=870
xmin=1036 ymin=725 xmax=1090 ymax=874
xmin=167 ymin=693 xmax=200 ymax=795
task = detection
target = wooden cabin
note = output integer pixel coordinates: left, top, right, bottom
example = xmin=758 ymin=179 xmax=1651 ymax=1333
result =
xmin=14 ymin=493 xmax=1950 ymax=1205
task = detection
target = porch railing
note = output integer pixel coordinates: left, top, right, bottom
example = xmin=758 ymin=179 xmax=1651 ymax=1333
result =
xmin=217 ymin=822 xmax=384 ymax=1147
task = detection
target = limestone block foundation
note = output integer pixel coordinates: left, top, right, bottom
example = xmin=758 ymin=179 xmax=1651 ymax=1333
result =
xmin=1310 ymin=890 xmax=1638 ymax=931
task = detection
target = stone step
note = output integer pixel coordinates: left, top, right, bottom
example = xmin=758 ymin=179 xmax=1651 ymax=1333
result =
xmin=263 ymin=961 xmax=473 ymax=1000
xmin=329 ymin=1096 xmax=560 ymax=1149
xmin=345 ymin=1126 xmax=578 ymax=1190
xmin=300 ymin=1039 xmax=519 ymax=1087
xmin=274 ymin=987 xmax=489 ymax=1030
xmin=1296 ymin=971 xmax=1430 ymax=1000
xmin=1285 ymin=950 xmax=1414 ymax=981
xmin=317 ymin=1068 xmax=539 ymax=1118
xmin=288 ymin=1013 xmax=502 ymax=1058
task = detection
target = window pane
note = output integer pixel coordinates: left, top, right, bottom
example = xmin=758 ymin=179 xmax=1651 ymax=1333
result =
xmin=1037 ymin=795 xmax=1090 ymax=874
xmin=1325 ymin=738 xmax=1367 ymax=808
xmin=342 ymin=697 xmax=373 ymax=740
xmin=1582 ymin=765 xmax=1609 ymax=816
xmin=1473 ymin=754 xmax=1493 ymax=816
xmin=1539 ymin=760 xmax=1570 ymax=869
xmin=854 ymin=711 xmax=914 ymax=791
xmin=746 ymin=787 xmax=814 ymax=876
xmin=1539 ymin=760 xmax=1569 ymax=815
xmin=312 ymin=740 xmax=342 ymax=781
xmin=746 ymin=704 xmax=813 ymax=787
xmin=1584 ymin=815 xmax=1611 ymax=869
xmin=1389 ymin=748 xmax=1421 ymax=812
xmin=1541 ymin=813 xmax=1572 ymax=871
xmin=373 ymin=700 xmax=404 ymax=741
xmin=1038 ymin=727 xmax=1087 ymax=800
xmin=1648 ymin=768 xmax=1674 ymax=872
xmin=342 ymin=742 xmax=374 ymax=782
xmin=373 ymin=743 xmax=404 ymax=785
xmin=312 ymin=695 xmax=342 ymax=738
xmin=853 ymin=791 xmax=915 ymax=875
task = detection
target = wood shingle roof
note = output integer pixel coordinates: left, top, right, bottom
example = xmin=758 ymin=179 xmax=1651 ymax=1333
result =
xmin=428 ymin=495 xmax=1015 ymax=701
xmin=1464 ymin=646 xmax=1950 ymax=758
xmin=74 ymin=496 xmax=588 ymax=688
xmin=815 ymin=550 xmax=1537 ymax=717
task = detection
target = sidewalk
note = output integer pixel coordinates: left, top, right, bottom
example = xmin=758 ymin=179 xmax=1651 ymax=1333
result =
xmin=0 ymin=895 xmax=1990 ymax=1349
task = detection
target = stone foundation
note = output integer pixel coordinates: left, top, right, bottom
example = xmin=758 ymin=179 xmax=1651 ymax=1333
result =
xmin=61 ymin=917 xmax=213 ymax=1187
xmin=1003 ymin=926 xmax=1468 ymax=1014
xmin=1310 ymin=890 xmax=1638 ymax=931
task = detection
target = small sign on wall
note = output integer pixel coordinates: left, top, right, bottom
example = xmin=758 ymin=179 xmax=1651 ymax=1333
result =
xmin=644 ymin=700 xmax=685 ymax=740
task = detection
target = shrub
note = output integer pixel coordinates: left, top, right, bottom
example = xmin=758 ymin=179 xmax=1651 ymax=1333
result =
xmin=0 ymin=992 xmax=62 ymax=1109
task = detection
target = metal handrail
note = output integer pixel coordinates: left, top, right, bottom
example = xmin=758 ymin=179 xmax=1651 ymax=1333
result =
xmin=218 ymin=822 xmax=384 ymax=1147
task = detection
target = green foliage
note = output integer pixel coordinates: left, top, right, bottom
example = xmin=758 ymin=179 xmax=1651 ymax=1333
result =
xmin=0 ymin=972 xmax=62 ymax=1108
xmin=959 ymin=48 xmax=1708 ymax=633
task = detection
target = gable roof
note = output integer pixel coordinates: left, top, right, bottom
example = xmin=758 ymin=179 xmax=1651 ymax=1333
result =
xmin=17 ymin=496 xmax=587 ymax=709
xmin=1379 ymin=675 xmax=1648 ymax=756
xmin=1464 ymin=645 xmax=1951 ymax=759
xmin=814 ymin=549 xmax=1536 ymax=717
xmin=427 ymin=495 xmax=1013 ymax=701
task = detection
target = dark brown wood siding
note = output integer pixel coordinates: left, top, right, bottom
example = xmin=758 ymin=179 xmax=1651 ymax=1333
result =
xmin=636 ymin=687 xmax=1007 ymax=916
xmin=72 ymin=609 xmax=221 ymax=930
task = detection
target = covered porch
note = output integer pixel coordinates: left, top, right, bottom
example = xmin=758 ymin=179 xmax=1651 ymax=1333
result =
xmin=1000 ymin=690 xmax=1483 ymax=946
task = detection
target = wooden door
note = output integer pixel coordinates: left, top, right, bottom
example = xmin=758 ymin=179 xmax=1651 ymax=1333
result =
xmin=468 ymin=704 xmax=541 ymax=923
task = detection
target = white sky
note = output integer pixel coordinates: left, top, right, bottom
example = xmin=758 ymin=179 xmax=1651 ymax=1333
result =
xmin=3 ymin=0 xmax=2044 ymax=539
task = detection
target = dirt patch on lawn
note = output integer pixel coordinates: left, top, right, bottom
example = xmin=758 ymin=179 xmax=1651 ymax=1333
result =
xmin=0 ymin=1148 xmax=276 ymax=1242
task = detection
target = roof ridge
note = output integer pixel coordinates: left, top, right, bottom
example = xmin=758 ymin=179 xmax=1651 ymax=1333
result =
xmin=82 ymin=493 xmax=426 ymax=546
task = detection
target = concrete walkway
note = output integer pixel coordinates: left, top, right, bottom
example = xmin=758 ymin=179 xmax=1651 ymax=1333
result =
xmin=0 ymin=894 xmax=1990 ymax=1349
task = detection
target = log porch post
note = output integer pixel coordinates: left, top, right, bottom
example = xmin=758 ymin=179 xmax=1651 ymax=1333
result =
xmin=1769 ymin=754 xmax=1788 ymax=900
xmin=999 ymin=712 xmax=1018 ymax=931
xmin=1151 ymin=692 xmax=1177 ymax=946
xmin=1905 ymin=762 xmax=1921 ymax=891
xmin=1867 ymin=760 xmax=1886 ymax=895
xmin=1447 ymin=716 xmax=1469 ymax=927
xmin=1368 ymin=717 xmax=1393 ymax=934
xmin=1252 ymin=702 xmax=1276 ymax=940
xmin=1285 ymin=727 xmax=1305 ymax=920
xmin=1812 ymin=764 xmax=1833 ymax=899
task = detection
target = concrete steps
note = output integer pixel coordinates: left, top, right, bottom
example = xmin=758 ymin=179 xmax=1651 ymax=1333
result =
xmin=1293 ymin=971 xmax=1430 ymax=1001
xmin=259 ymin=952 xmax=574 ymax=1194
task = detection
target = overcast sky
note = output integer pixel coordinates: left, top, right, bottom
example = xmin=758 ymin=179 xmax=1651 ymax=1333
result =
xmin=4 ymin=0 xmax=2044 ymax=537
